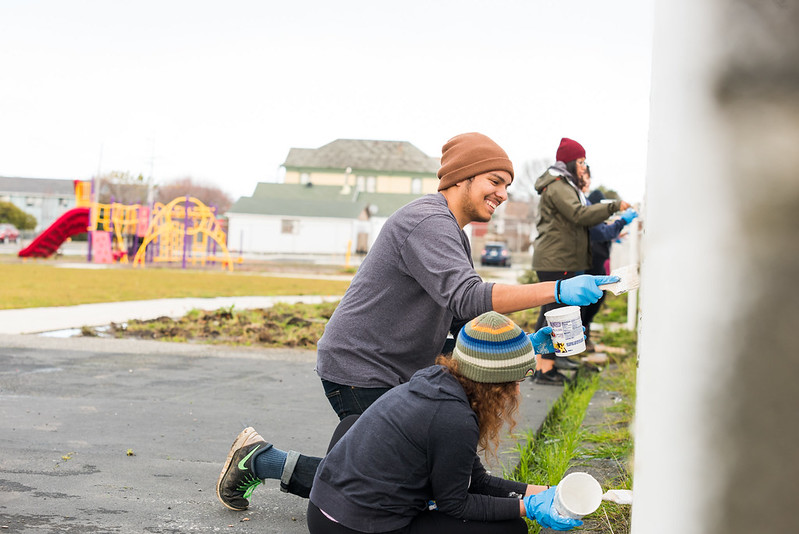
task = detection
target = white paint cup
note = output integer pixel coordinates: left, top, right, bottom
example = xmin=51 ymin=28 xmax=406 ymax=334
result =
xmin=553 ymin=472 xmax=603 ymax=519
xmin=544 ymin=306 xmax=585 ymax=356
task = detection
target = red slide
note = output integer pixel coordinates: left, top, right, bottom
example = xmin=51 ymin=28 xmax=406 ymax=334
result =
xmin=18 ymin=207 xmax=90 ymax=258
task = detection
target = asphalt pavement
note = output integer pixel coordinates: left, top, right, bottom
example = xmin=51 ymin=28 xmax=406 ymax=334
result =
xmin=0 ymin=296 xmax=563 ymax=533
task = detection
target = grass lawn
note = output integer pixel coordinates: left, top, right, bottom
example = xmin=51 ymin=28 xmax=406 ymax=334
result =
xmin=0 ymin=262 xmax=351 ymax=309
xmin=509 ymin=292 xmax=637 ymax=534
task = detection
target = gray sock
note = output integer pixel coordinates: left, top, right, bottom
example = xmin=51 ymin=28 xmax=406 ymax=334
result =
xmin=253 ymin=444 xmax=288 ymax=480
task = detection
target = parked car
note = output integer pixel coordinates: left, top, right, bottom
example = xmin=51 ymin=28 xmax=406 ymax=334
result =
xmin=480 ymin=241 xmax=511 ymax=267
xmin=0 ymin=223 xmax=20 ymax=243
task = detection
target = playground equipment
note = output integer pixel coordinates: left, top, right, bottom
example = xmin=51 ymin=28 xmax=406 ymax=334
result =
xmin=19 ymin=180 xmax=239 ymax=270
xmin=132 ymin=196 xmax=237 ymax=270
xmin=17 ymin=207 xmax=90 ymax=258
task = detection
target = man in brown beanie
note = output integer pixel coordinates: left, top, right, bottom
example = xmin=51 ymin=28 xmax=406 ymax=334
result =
xmin=216 ymin=132 xmax=619 ymax=511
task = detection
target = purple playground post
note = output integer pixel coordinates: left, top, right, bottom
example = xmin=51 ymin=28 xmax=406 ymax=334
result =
xmin=182 ymin=195 xmax=190 ymax=269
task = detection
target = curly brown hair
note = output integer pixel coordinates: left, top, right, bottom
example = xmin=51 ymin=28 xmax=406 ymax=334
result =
xmin=435 ymin=355 xmax=520 ymax=462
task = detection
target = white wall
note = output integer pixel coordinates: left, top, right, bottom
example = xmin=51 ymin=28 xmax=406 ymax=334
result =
xmin=226 ymin=213 xmax=388 ymax=255
xmin=633 ymin=1 xmax=799 ymax=533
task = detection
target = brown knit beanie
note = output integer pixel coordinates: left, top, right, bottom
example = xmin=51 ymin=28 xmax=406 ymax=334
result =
xmin=437 ymin=133 xmax=514 ymax=191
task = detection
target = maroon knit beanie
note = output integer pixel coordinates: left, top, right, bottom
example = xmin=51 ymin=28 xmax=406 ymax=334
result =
xmin=555 ymin=138 xmax=586 ymax=163
xmin=437 ymin=133 xmax=514 ymax=191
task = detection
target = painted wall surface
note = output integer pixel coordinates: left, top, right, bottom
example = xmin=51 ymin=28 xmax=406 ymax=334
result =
xmin=633 ymin=1 xmax=799 ymax=533
xmin=284 ymin=170 xmax=437 ymax=194
xmin=376 ymin=176 xmax=438 ymax=194
xmin=226 ymin=213 xmax=388 ymax=255
xmin=283 ymin=170 xmax=348 ymax=186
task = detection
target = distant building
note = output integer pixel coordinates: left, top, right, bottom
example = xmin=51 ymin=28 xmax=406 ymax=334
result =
xmin=227 ymin=139 xmax=441 ymax=255
xmin=282 ymin=139 xmax=440 ymax=195
xmin=0 ymin=176 xmax=76 ymax=231
xmin=226 ymin=183 xmax=423 ymax=255
xmin=469 ymin=200 xmax=536 ymax=263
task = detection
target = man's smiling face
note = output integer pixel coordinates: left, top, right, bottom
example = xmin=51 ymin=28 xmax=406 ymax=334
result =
xmin=460 ymin=170 xmax=512 ymax=224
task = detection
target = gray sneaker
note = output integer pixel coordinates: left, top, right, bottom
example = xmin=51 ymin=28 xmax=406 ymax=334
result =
xmin=216 ymin=427 xmax=268 ymax=511
xmin=554 ymin=357 xmax=580 ymax=370
xmin=533 ymin=369 xmax=570 ymax=386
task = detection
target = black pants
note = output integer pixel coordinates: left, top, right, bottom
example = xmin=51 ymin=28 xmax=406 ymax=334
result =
xmin=322 ymin=380 xmax=392 ymax=422
xmin=306 ymin=416 xmax=527 ymax=534
xmin=535 ymin=270 xmax=582 ymax=361
xmin=283 ymin=382 xmax=390 ymax=498
xmin=580 ymin=266 xmax=607 ymax=335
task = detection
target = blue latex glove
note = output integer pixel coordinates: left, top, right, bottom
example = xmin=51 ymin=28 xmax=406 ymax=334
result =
xmin=523 ymin=486 xmax=584 ymax=531
xmin=620 ymin=208 xmax=638 ymax=225
xmin=528 ymin=326 xmax=555 ymax=355
xmin=529 ymin=326 xmax=586 ymax=355
xmin=558 ymin=275 xmax=619 ymax=305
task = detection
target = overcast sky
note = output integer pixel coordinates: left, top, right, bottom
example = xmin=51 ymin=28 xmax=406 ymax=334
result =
xmin=1 ymin=0 xmax=654 ymax=202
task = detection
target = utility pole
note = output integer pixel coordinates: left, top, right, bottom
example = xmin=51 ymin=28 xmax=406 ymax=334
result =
xmin=146 ymin=138 xmax=156 ymax=206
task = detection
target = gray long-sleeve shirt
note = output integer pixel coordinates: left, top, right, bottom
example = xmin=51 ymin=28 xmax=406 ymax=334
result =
xmin=316 ymin=193 xmax=494 ymax=388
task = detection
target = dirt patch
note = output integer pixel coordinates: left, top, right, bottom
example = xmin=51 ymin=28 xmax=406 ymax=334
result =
xmin=95 ymin=301 xmax=338 ymax=349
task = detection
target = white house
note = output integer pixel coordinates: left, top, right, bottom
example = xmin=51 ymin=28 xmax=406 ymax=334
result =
xmin=226 ymin=183 xmax=423 ymax=255
xmin=226 ymin=139 xmax=439 ymax=255
xmin=0 ymin=176 xmax=76 ymax=232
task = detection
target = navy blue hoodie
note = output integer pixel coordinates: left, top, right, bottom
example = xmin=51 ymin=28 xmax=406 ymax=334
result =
xmin=309 ymin=365 xmax=527 ymax=532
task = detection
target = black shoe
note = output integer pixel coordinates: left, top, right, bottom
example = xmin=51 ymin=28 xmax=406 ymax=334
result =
xmin=534 ymin=369 xmax=570 ymax=386
xmin=217 ymin=427 xmax=267 ymax=511
xmin=554 ymin=357 xmax=580 ymax=370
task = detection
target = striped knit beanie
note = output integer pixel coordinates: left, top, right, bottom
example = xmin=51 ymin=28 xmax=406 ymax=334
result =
xmin=453 ymin=311 xmax=536 ymax=383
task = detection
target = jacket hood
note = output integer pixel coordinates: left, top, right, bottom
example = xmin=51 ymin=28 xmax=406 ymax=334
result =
xmin=534 ymin=161 xmax=577 ymax=194
xmin=406 ymin=365 xmax=467 ymax=404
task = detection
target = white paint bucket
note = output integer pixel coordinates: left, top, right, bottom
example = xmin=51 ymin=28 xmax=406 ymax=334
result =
xmin=544 ymin=306 xmax=585 ymax=356
xmin=553 ymin=472 xmax=603 ymax=519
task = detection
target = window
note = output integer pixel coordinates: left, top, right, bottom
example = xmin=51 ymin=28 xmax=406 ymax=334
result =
xmin=300 ymin=173 xmax=310 ymax=185
xmin=356 ymin=176 xmax=365 ymax=192
xmin=281 ymin=219 xmax=299 ymax=235
xmin=411 ymin=178 xmax=422 ymax=194
xmin=366 ymin=176 xmax=376 ymax=193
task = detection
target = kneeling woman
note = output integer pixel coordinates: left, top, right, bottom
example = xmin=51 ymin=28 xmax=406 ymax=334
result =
xmin=308 ymin=311 xmax=582 ymax=534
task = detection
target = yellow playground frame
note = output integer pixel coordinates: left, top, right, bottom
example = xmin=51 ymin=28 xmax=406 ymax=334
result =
xmin=76 ymin=181 xmax=238 ymax=270
xmin=131 ymin=196 xmax=238 ymax=271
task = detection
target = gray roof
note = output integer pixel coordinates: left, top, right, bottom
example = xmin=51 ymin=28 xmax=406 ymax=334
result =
xmin=0 ymin=176 xmax=75 ymax=195
xmin=283 ymin=139 xmax=439 ymax=175
xmin=228 ymin=183 xmax=423 ymax=219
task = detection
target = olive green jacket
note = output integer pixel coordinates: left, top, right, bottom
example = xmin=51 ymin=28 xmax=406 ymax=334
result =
xmin=532 ymin=165 xmax=622 ymax=272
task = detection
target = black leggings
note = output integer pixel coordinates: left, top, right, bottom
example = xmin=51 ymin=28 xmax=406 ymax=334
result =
xmin=307 ymin=503 xmax=527 ymax=534
xmin=306 ymin=416 xmax=528 ymax=534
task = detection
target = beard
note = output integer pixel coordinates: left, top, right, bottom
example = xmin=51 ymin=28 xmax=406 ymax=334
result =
xmin=461 ymin=179 xmax=493 ymax=223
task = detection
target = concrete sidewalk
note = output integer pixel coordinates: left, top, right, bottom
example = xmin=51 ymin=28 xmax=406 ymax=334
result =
xmin=0 ymin=295 xmax=344 ymax=335
xmin=0 ymin=299 xmax=565 ymax=533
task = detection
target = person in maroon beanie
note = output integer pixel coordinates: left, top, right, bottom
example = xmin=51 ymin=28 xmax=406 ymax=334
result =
xmin=531 ymin=138 xmax=631 ymax=385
